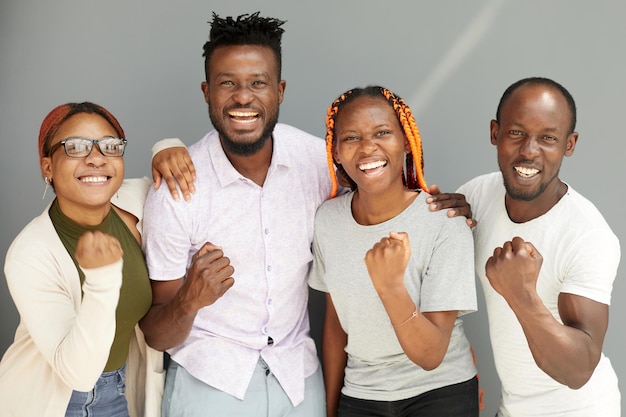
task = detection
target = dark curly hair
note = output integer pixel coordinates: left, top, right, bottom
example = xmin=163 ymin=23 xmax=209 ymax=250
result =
xmin=202 ymin=12 xmax=286 ymax=81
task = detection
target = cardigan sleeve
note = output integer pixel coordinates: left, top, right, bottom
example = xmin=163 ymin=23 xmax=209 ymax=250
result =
xmin=4 ymin=216 xmax=124 ymax=391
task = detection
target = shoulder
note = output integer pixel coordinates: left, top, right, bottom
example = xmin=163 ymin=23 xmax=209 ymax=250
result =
xmin=273 ymin=123 xmax=326 ymax=157
xmin=555 ymin=185 xmax=619 ymax=251
xmin=5 ymin=209 xmax=70 ymax=283
xmin=414 ymin=192 xmax=471 ymax=232
xmin=7 ymin=209 xmax=57 ymax=255
xmin=456 ymin=171 xmax=502 ymax=208
xmin=112 ymin=177 xmax=152 ymax=219
xmin=315 ymin=193 xmax=351 ymax=223
xmin=274 ymin=123 xmax=324 ymax=142
xmin=273 ymin=124 xmax=332 ymax=196
xmin=563 ymin=185 xmax=613 ymax=228
xmin=458 ymin=172 xmax=500 ymax=193
xmin=187 ymin=131 xmax=216 ymax=157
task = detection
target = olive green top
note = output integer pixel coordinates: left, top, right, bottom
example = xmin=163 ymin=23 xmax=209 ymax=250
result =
xmin=49 ymin=199 xmax=152 ymax=371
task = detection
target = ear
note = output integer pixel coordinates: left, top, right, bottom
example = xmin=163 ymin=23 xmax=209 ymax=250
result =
xmin=564 ymin=131 xmax=578 ymax=157
xmin=277 ymin=80 xmax=286 ymax=105
xmin=201 ymin=81 xmax=210 ymax=104
xmin=404 ymin=137 xmax=412 ymax=154
xmin=332 ymin=142 xmax=341 ymax=165
xmin=490 ymin=119 xmax=499 ymax=145
xmin=41 ymin=156 xmax=52 ymax=180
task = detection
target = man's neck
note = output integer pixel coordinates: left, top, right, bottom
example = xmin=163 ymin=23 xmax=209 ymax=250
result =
xmin=223 ymin=137 xmax=273 ymax=187
xmin=505 ymin=181 xmax=568 ymax=223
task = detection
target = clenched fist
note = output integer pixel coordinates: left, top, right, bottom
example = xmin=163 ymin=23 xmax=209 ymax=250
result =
xmin=75 ymin=231 xmax=124 ymax=269
xmin=365 ymin=232 xmax=411 ymax=294
xmin=485 ymin=236 xmax=543 ymax=302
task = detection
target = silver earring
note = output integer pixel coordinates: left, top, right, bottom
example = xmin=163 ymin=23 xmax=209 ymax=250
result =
xmin=42 ymin=177 xmax=51 ymax=200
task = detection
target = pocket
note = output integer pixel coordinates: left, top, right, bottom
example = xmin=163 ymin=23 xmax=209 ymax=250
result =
xmin=117 ymin=365 xmax=127 ymax=396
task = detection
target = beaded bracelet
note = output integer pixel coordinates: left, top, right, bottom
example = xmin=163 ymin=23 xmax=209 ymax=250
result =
xmin=392 ymin=304 xmax=418 ymax=327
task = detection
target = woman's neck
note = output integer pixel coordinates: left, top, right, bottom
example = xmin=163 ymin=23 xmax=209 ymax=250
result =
xmin=351 ymin=187 xmax=418 ymax=226
xmin=56 ymin=198 xmax=112 ymax=227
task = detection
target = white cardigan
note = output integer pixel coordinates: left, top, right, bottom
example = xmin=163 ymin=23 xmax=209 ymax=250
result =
xmin=0 ymin=177 xmax=164 ymax=417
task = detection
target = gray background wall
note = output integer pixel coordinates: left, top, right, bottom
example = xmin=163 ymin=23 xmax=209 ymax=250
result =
xmin=1 ymin=1 xmax=624 ymax=415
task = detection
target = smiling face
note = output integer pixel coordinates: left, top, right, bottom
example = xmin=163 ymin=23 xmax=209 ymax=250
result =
xmin=40 ymin=112 xmax=124 ymax=223
xmin=201 ymin=44 xmax=285 ymax=156
xmin=491 ymin=84 xmax=577 ymax=216
xmin=333 ymin=96 xmax=410 ymax=196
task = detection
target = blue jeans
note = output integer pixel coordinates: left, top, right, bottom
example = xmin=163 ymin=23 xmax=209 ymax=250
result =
xmin=65 ymin=364 xmax=129 ymax=417
xmin=338 ymin=376 xmax=479 ymax=417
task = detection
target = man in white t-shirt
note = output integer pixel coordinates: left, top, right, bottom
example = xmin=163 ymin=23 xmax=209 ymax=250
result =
xmin=428 ymin=77 xmax=620 ymax=416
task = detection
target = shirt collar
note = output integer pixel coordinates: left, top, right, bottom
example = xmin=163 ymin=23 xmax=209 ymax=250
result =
xmin=207 ymin=124 xmax=291 ymax=187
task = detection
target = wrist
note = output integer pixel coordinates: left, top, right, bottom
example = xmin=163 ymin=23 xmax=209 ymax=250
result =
xmin=151 ymin=138 xmax=186 ymax=160
xmin=374 ymin=281 xmax=406 ymax=301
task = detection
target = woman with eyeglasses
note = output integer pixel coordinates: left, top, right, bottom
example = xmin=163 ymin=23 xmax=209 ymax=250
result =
xmin=0 ymin=102 xmax=193 ymax=417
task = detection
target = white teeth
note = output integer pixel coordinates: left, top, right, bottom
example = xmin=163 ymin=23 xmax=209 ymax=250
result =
xmin=229 ymin=111 xmax=258 ymax=117
xmin=515 ymin=167 xmax=539 ymax=178
xmin=359 ymin=161 xmax=386 ymax=171
xmin=80 ymin=176 xmax=108 ymax=183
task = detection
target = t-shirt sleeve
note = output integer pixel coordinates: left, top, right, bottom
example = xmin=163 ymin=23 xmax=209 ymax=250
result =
xmin=308 ymin=220 xmax=329 ymax=293
xmin=560 ymin=228 xmax=620 ymax=305
xmin=418 ymin=215 xmax=477 ymax=316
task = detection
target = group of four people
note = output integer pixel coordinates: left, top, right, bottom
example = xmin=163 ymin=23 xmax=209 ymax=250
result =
xmin=0 ymin=11 xmax=620 ymax=417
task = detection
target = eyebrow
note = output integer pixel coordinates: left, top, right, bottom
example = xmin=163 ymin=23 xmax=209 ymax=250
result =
xmin=509 ymin=122 xmax=559 ymax=133
xmin=214 ymin=71 xmax=271 ymax=78
xmin=337 ymin=123 xmax=392 ymax=136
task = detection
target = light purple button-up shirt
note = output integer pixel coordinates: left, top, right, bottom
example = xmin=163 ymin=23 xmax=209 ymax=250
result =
xmin=143 ymin=123 xmax=332 ymax=405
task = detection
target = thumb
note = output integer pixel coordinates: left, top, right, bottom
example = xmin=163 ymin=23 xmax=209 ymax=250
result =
xmin=389 ymin=231 xmax=410 ymax=250
xmin=428 ymin=183 xmax=441 ymax=196
xmin=524 ymin=241 xmax=542 ymax=261
xmin=194 ymin=241 xmax=223 ymax=259
xmin=152 ymin=167 xmax=162 ymax=189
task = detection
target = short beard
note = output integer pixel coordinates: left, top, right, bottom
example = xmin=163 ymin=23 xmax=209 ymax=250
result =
xmin=502 ymin=170 xmax=559 ymax=202
xmin=209 ymin=105 xmax=279 ymax=157
xmin=503 ymin=178 xmax=548 ymax=201
xmin=219 ymin=125 xmax=274 ymax=156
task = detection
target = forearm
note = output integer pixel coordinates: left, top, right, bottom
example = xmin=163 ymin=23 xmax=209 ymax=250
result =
xmin=511 ymin=294 xmax=600 ymax=388
xmin=322 ymin=340 xmax=347 ymax=417
xmin=322 ymin=296 xmax=348 ymax=417
xmin=378 ymin=288 xmax=452 ymax=370
xmin=139 ymin=291 xmax=199 ymax=351
xmin=11 ymin=261 xmax=124 ymax=391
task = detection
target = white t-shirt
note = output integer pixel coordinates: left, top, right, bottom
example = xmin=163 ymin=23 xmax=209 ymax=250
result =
xmin=459 ymin=172 xmax=620 ymax=417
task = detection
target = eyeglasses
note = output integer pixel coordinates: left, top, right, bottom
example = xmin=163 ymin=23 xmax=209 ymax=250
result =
xmin=47 ymin=137 xmax=127 ymax=158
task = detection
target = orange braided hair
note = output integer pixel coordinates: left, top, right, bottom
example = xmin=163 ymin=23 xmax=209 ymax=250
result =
xmin=325 ymin=86 xmax=428 ymax=198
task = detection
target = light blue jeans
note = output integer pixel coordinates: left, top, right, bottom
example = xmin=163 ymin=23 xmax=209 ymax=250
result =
xmin=64 ymin=364 xmax=129 ymax=417
xmin=163 ymin=358 xmax=325 ymax=417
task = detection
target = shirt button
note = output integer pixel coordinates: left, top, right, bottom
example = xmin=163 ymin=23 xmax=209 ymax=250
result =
xmin=264 ymin=228 xmax=269 ymax=234
xmin=267 ymin=265 xmax=272 ymax=272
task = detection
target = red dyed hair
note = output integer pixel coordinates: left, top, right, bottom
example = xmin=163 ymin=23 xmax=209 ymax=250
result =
xmin=38 ymin=102 xmax=125 ymax=175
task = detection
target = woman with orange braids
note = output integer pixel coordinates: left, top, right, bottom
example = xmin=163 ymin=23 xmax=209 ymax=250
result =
xmin=0 ymin=102 xmax=193 ymax=417
xmin=309 ymin=86 xmax=479 ymax=417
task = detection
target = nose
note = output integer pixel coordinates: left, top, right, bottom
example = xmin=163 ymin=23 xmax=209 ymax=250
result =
xmin=84 ymin=143 xmax=106 ymax=165
xmin=231 ymin=84 xmax=254 ymax=105
xmin=359 ymin=136 xmax=378 ymax=153
xmin=519 ymin=136 xmax=539 ymax=158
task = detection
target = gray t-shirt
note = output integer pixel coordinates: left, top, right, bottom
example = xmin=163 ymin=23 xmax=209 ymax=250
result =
xmin=310 ymin=191 xmax=477 ymax=401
